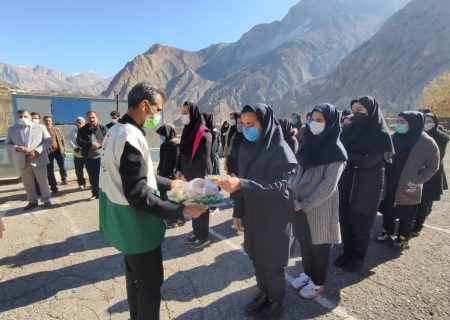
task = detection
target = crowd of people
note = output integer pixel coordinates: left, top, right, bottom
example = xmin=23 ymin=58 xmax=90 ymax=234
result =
xmin=3 ymin=81 xmax=449 ymax=320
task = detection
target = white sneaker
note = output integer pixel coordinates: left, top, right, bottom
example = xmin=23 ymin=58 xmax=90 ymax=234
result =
xmin=299 ymin=279 xmax=324 ymax=299
xmin=291 ymin=273 xmax=310 ymax=290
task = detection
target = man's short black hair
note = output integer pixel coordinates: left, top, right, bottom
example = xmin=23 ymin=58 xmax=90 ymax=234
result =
xmin=17 ymin=109 xmax=30 ymax=115
xmin=31 ymin=112 xmax=41 ymax=119
xmin=86 ymin=111 xmax=97 ymax=116
xmin=43 ymin=115 xmax=53 ymax=121
xmin=128 ymin=82 xmax=165 ymax=109
xmin=110 ymin=111 xmax=120 ymax=117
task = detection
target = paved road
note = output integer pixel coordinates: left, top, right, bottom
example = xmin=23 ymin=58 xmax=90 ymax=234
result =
xmin=1 ymin=158 xmax=449 ymax=320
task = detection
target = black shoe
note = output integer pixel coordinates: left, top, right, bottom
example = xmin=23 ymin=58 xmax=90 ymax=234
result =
xmin=190 ymin=239 xmax=211 ymax=249
xmin=51 ymin=189 xmax=58 ymax=195
xmin=42 ymin=201 xmax=53 ymax=209
xmin=185 ymin=234 xmax=197 ymax=244
xmin=258 ymin=300 xmax=284 ymax=320
xmin=376 ymin=230 xmax=394 ymax=243
xmin=24 ymin=202 xmax=38 ymax=211
xmin=342 ymin=259 xmax=363 ymax=273
xmin=244 ymin=291 xmax=269 ymax=316
xmin=334 ymin=253 xmax=350 ymax=267
xmin=166 ymin=221 xmax=177 ymax=229
xmin=177 ymin=220 xmax=186 ymax=227
xmin=410 ymin=231 xmax=421 ymax=238
xmin=61 ymin=180 xmax=69 ymax=185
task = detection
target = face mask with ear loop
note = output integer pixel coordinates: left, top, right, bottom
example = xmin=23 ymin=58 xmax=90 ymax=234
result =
xmin=143 ymin=104 xmax=162 ymax=129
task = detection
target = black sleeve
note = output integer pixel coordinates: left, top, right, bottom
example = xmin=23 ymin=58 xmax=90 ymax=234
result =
xmin=347 ymin=152 xmax=384 ymax=169
xmin=119 ymin=141 xmax=184 ymax=221
xmin=76 ymin=127 xmax=92 ymax=150
xmin=167 ymin=144 xmax=180 ymax=178
xmin=156 ymin=175 xmax=173 ymax=192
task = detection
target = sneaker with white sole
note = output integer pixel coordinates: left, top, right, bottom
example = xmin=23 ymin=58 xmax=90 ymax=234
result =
xmin=190 ymin=239 xmax=211 ymax=249
xmin=291 ymin=273 xmax=310 ymax=290
xmin=299 ymin=280 xmax=324 ymax=299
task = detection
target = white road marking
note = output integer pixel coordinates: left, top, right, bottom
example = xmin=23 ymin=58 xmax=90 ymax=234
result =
xmin=423 ymin=223 xmax=450 ymax=234
xmin=209 ymin=228 xmax=357 ymax=320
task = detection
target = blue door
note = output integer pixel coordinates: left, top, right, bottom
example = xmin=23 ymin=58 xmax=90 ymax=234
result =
xmin=51 ymin=98 xmax=90 ymax=124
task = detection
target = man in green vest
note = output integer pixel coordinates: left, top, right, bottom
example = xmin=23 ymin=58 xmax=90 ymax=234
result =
xmin=99 ymin=82 xmax=207 ymax=320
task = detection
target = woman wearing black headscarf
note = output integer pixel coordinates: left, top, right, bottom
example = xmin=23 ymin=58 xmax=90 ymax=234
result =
xmin=157 ymin=124 xmax=184 ymax=228
xmin=290 ymin=104 xmax=347 ymax=299
xmin=220 ymin=121 xmax=229 ymax=154
xmin=224 ymin=112 xmax=240 ymax=172
xmin=226 ymin=113 xmax=243 ymax=176
xmin=202 ymin=113 xmax=221 ymax=175
xmin=215 ymin=103 xmax=297 ymax=319
xmin=156 ymin=124 xmax=178 ymax=180
xmin=279 ymin=119 xmax=299 ymax=154
xmin=290 ymin=113 xmax=302 ymax=131
xmin=377 ymin=111 xmax=439 ymax=249
xmin=336 ymin=96 xmax=394 ymax=272
xmin=176 ymin=101 xmax=212 ymax=249
xmin=412 ymin=113 xmax=450 ymax=235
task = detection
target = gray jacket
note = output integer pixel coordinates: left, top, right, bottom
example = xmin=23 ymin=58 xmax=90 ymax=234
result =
xmin=5 ymin=124 xmax=52 ymax=169
xmin=394 ymin=133 xmax=440 ymax=205
xmin=289 ymin=161 xmax=344 ymax=245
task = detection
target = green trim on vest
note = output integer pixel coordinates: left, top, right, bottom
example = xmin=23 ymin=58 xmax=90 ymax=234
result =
xmin=99 ymin=189 xmax=166 ymax=254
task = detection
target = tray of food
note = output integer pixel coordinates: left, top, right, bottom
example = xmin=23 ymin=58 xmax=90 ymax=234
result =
xmin=167 ymin=178 xmax=224 ymax=206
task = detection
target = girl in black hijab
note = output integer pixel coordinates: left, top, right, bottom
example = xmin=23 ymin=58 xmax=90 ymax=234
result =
xmin=290 ymin=104 xmax=347 ymax=299
xmin=202 ymin=113 xmax=221 ymax=175
xmin=156 ymin=124 xmax=177 ymax=179
xmin=215 ymin=103 xmax=297 ymax=319
xmin=176 ymin=101 xmax=213 ymax=249
xmin=412 ymin=113 xmax=450 ymax=235
xmin=377 ymin=111 xmax=439 ymax=249
xmin=279 ymin=119 xmax=299 ymax=154
xmin=290 ymin=112 xmax=302 ymax=130
xmin=220 ymin=121 xmax=229 ymax=154
xmin=157 ymin=124 xmax=183 ymax=228
xmin=336 ymin=96 xmax=394 ymax=272
xmin=226 ymin=113 xmax=243 ymax=176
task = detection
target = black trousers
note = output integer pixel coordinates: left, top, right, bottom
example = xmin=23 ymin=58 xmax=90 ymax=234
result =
xmin=47 ymin=149 xmax=67 ymax=191
xmin=85 ymin=158 xmax=101 ymax=197
xmin=124 ymin=246 xmax=164 ymax=320
xmin=412 ymin=200 xmax=433 ymax=233
xmin=295 ymin=211 xmax=331 ymax=286
xmin=340 ymin=210 xmax=375 ymax=261
xmin=192 ymin=208 xmax=210 ymax=240
xmin=74 ymin=157 xmax=86 ymax=187
xmin=383 ymin=204 xmax=418 ymax=238
xmin=252 ymin=260 xmax=286 ymax=302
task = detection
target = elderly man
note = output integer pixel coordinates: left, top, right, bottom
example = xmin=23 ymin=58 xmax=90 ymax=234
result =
xmin=77 ymin=111 xmax=108 ymax=199
xmin=5 ymin=109 xmax=53 ymax=210
xmin=43 ymin=115 xmax=68 ymax=194
xmin=69 ymin=117 xmax=87 ymax=189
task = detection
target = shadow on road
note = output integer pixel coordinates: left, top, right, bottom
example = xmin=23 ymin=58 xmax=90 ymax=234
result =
xmin=0 ymin=231 xmax=110 ymax=268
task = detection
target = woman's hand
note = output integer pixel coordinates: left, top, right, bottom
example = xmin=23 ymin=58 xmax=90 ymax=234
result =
xmin=293 ymin=199 xmax=303 ymax=213
xmin=214 ymin=177 xmax=241 ymax=193
xmin=234 ymin=218 xmax=243 ymax=232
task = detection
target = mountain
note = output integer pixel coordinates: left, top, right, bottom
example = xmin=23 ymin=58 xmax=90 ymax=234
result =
xmin=0 ymin=63 xmax=112 ymax=95
xmin=104 ymin=0 xmax=410 ymax=122
xmin=299 ymin=0 xmax=450 ymax=114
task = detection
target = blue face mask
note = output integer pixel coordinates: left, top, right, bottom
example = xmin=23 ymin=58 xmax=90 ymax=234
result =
xmin=291 ymin=118 xmax=299 ymax=125
xmin=305 ymin=119 xmax=312 ymax=126
xmin=228 ymin=119 xmax=236 ymax=126
xmin=396 ymin=123 xmax=409 ymax=134
xmin=160 ymin=135 xmax=166 ymax=143
xmin=243 ymin=126 xmax=260 ymax=142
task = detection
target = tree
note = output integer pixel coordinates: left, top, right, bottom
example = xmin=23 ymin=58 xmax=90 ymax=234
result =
xmin=420 ymin=71 xmax=450 ymax=116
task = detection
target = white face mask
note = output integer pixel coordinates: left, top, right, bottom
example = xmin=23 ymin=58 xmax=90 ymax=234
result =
xmin=181 ymin=114 xmax=191 ymax=125
xmin=18 ymin=118 xmax=31 ymax=126
xmin=424 ymin=122 xmax=435 ymax=132
xmin=31 ymin=119 xmax=40 ymax=124
xmin=309 ymin=121 xmax=325 ymax=135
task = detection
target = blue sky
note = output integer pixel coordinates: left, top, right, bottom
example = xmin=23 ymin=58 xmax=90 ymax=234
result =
xmin=1 ymin=0 xmax=299 ymax=77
